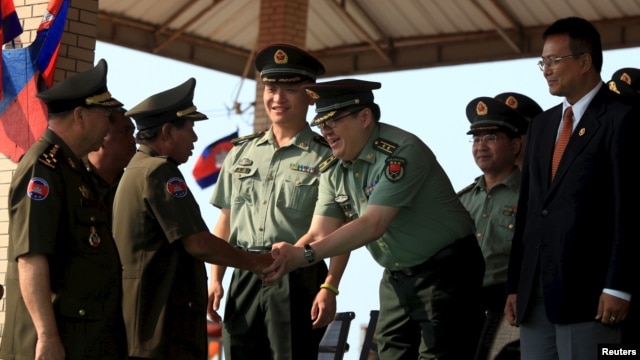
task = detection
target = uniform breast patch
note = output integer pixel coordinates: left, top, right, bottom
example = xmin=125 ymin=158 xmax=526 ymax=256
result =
xmin=166 ymin=177 xmax=188 ymax=198
xmin=385 ymin=157 xmax=406 ymax=182
xmin=27 ymin=177 xmax=49 ymax=200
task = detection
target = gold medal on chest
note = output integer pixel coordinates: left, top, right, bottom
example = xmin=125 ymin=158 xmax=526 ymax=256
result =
xmin=88 ymin=226 xmax=101 ymax=248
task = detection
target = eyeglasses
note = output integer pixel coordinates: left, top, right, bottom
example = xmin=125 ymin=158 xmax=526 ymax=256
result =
xmin=317 ymin=108 xmax=362 ymax=130
xmin=537 ymin=52 xmax=585 ymax=71
xmin=470 ymin=134 xmax=499 ymax=144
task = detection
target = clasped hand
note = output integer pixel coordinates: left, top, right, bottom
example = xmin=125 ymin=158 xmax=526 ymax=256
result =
xmin=260 ymin=242 xmax=307 ymax=285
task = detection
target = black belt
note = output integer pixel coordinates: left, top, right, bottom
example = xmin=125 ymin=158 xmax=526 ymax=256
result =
xmin=237 ymin=246 xmax=272 ymax=254
xmin=388 ymin=235 xmax=474 ymax=277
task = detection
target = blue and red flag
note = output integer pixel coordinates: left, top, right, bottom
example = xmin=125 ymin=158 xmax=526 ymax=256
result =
xmin=33 ymin=0 xmax=69 ymax=88
xmin=1 ymin=0 xmax=24 ymax=100
xmin=0 ymin=0 xmax=69 ymax=162
xmin=192 ymin=130 xmax=238 ymax=189
xmin=1 ymin=0 xmax=22 ymax=43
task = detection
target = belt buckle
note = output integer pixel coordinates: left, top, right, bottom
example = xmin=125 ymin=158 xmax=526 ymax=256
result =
xmin=246 ymin=247 xmax=271 ymax=254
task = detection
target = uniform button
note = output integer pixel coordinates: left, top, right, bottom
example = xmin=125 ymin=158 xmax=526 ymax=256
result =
xmin=508 ymin=223 xmax=514 ymax=229
xmin=90 ymin=216 xmax=96 ymax=222
xmin=476 ymin=232 xmax=483 ymax=238
xmin=542 ymin=210 xmax=549 ymax=216
xmin=295 ymin=179 xmax=301 ymax=185
xmin=482 ymin=213 xmax=488 ymax=218
xmin=487 ymin=194 xmax=493 ymax=199
xmin=262 ymin=200 xmax=267 ymax=205
xmin=394 ymin=262 xmax=400 ymax=267
xmin=258 ymin=227 xmax=263 ymax=232
xmin=188 ymin=302 xmax=193 ymax=308
xmin=379 ymin=243 xmax=386 ymax=248
xmin=78 ymin=309 xmax=86 ymax=316
xmin=267 ymin=175 xmax=273 ymax=180
xmin=355 ymin=173 xmax=360 ymax=178
xmin=359 ymin=197 xmax=365 ymax=202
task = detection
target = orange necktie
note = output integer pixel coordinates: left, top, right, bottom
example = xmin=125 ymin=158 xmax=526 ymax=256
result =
xmin=551 ymin=106 xmax=573 ymax=180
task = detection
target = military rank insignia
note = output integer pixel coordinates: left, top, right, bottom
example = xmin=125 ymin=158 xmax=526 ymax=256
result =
xmin=166 ymin=177 xmax=188 ymax=198
xmin=290 ymin=163 xmax=317 ymax=174
xmin=502 ymin=205 xmax=517 ymax=217
xmin=385 ymin=157 xmax=406 ymax=182
xmin=79 ymin=185 xmax=89 ymax=199
xmin=27 ymin=177 xmax=49 ymax=200
xmin=238 ymin=158 xmax=253 ymax=166
xmin=335 ymin=194 xmax=358 ymax=222
xmin=363 ymin=181 xmax=377 ymax=197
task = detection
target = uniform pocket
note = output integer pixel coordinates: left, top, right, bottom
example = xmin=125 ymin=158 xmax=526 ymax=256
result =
xmin=278 ymin=176 xmax=319 ymax=213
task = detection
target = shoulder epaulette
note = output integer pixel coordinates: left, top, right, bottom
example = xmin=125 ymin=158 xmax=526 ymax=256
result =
xmin=456 ymin=177 xmax=480 ymax=197
xmin=38 ymin=144 xmax=61 ymax=169
xmin=319 ymin=155 xmax=338 ymax=173
xmin=231 ymin=131 xmax=265 ymax=146
xmin=313 ymin=135 xmax=330 ymax=147
xmin=372 ymin=138 xmax=398 ymax=155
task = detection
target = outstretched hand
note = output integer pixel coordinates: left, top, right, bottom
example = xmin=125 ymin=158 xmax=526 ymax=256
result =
xmin=251 ymin=253 xmax=274 ymax=275
xmin=261 ymin=242 xmax=306 ymax=285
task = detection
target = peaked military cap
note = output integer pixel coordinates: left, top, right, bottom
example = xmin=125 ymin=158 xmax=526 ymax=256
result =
xmin=255 ymin=43 xmax=325 ymax=84
xmin=607 ymin=67 xmax=640 ymax=99
xmin=36 ymin=59 xmax=123 ymax=113
xmin=303 ymin=79 xmax=381 ymax=127
xmin=125 ymin=77 xmax=208 ymax=130
xmin=465 ymin=96 xmax=529 ymax=136
xmin=494 ymin=92 xmax=543 ymax=126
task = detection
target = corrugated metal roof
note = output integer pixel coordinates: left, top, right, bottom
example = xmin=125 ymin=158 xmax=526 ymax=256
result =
xmin=97 ymin=0 xmax=640 ymax=78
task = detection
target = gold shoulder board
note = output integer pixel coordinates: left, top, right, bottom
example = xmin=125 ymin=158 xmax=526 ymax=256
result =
xmin=372 ymin=138 xmax=397 ymax=155
xmin=456 ymin=177 xmax=479 ymax=197
xmin=319 ymin=155 xmax=338 ymax=173
xmin=231 ymin=131 xmax=265 ymax=146
xmin=38 ymin=144 xmax=61 ymax=169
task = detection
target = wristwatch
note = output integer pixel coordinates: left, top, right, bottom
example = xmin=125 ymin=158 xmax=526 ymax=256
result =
xmin=303 ymin=244 xmax=316 ymax=263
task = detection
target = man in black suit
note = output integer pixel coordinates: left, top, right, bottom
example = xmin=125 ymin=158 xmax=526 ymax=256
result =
xmin=505 ymin=16 xmax=640 ymax=359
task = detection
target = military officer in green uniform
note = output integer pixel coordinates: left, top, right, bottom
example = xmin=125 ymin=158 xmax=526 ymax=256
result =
xmin=207 ymin=43 xmax=350 ymax=359
xmin=457 ymin=95 xmax=535 ymax=359
xmin=0 ymin=59 xmax=128 ymax=360
xmin=494 ymin=92 xmax=543 ymax=170
xmin=264 ymin=79 xmax=486 ymax=359
xmin=83 ymin=107 xmax=136 ymax=220
xmin=608 ymin=67 xmax=640 ymax=100
xmin=112 ymin=78 xmax=272 ymax=360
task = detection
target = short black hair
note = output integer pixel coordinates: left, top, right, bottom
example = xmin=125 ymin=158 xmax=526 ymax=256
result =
xmin=543 ymin=17 xmax=603 ymax=73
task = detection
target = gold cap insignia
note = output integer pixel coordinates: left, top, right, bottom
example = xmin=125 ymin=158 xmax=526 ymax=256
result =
xmin=274 ymin=49 xmax=288 ymax=64
xmin=476 ymin=101 xmax=488 ymax=116
xmin=85 ymin=91 xmax=113 ymax=106
xmin=621 ymin=72 xmax=632 ymax=85
xmin=306 ymin=89 xmax=320 ymax=99
xmin=177 ymin=106 xmax=197 ymax=117
xmin=609 ymin=81 xmax=620 ymax=94
xmin=505 ymin=96 xmax=518 ymax=110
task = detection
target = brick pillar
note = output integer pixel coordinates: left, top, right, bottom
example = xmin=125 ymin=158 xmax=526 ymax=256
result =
xmin=0 ymin=0 xmax=99 ymax=338
xmin=253 ymin=0 xmax=309 ymax=132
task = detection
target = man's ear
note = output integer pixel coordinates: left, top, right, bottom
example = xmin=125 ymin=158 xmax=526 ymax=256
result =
xmin=581 ymin=53 xmax=593 ymax=74
xmin=73 ymin=106 xmax=87 ymax=127
xmin=511 ymin=136 xmax=523 ymax=155
xmin=360 ymin=108 xmax=373 ymax=126
xmin=161 ymin=122 xmax=174 ymax=141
